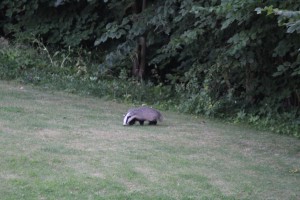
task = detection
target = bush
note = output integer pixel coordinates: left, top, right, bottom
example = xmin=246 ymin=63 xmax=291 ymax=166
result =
xmin=0 ymin=42 xmax=45 ymax=80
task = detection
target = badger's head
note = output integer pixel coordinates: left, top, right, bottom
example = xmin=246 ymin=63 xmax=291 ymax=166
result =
xmin=123 ymin=112 xmax=136 ymax=126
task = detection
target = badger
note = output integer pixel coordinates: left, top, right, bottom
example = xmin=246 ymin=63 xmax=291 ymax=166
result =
xmin=123 ymin=106 xmax=163 ymax=126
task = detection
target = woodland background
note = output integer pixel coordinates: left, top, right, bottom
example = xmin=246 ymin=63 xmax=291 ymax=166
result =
xmin=0 ymin=0 xmax=299 ymax=137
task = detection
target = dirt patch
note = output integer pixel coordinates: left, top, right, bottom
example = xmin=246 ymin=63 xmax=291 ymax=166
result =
xmin=64 ymin=129 xmax=143 ymax=153
xmin=35 ymin=129 xmax=65 ymax=141
xmin=0 ymin=173 xmax=22 ymax=180
xmin=135 ymin=166 xmax=159 ymax=183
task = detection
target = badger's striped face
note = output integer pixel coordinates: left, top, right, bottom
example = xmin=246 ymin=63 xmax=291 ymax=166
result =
xmin=123 ymin=112 xmax=132 ymax=125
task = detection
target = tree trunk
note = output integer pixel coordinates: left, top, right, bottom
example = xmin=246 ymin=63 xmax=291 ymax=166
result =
xmin=131 ymin=0 xmax=147 ymax=81
xmin=138 ymin=36 xmax=146 ymax=80
xmin=245 ymin=64 xmax=255 ymax=104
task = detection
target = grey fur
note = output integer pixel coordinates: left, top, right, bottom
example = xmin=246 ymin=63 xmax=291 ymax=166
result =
xmin=123 ymin=106 xmax=163 ymax=126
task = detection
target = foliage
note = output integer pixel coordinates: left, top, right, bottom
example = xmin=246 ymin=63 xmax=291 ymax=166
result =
xmin=0 ymin=0 xmax=299 ymax=136
xmin=0 ymin=0 xmax=108 ymax=47
xmin=255 ymin=6 xmax=300 ymax=33
xmin=0 ymin=39 xmax=47 ymax=80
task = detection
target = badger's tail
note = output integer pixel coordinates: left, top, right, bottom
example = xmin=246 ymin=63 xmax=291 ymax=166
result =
xmin=158 ymin=113 xmax=163 ymax=122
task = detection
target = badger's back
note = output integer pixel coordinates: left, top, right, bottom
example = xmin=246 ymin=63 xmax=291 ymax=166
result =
xmin=131 ymin=107 xmax=162 ymax=121
xmin=123 ymin=106 xmax=163 ymax=125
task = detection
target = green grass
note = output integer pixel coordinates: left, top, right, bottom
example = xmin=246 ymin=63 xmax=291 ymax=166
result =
xmin=0 ymin=81 xmax=299 ymax=200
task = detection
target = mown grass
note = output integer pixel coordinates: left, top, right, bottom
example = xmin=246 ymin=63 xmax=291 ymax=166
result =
xmin=0 ymin=81 xmax=299 ymax=200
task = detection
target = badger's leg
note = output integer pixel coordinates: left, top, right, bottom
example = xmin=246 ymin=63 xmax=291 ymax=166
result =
xmin=149 ymin=120 xmax=157 ymax=125
xmin=139 ymin=121 xmax=144 ymax=125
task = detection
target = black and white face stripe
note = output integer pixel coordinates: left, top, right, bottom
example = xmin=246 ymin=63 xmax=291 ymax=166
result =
xmin=123 ymin=113 xmax=131 ymax=125
xmin=124 ymin=112 xmax=138 ymax=125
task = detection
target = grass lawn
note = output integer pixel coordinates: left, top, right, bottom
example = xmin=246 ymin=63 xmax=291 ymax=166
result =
xmin=0 ymin=81 xmax=299 ymax=200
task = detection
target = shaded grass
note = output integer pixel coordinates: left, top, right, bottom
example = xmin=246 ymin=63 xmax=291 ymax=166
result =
xmin=0 ymin=81 xmax=299 ymax=200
